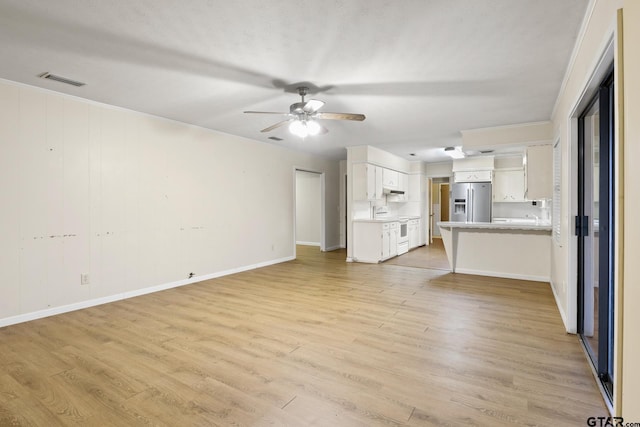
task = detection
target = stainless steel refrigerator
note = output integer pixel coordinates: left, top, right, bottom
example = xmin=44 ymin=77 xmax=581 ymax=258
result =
xmin=450 ymin=182 xmax=492 ymax=222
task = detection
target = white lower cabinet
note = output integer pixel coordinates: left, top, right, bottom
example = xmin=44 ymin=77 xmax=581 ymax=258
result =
xmin=418 ymin=218 xmax=426 ymax=246
xmin=408 ymin=219 xmax=419 ymax=249
xmin=389 ymin=223 xmax=398 ymax=257
xmin=353 ymin=221 xmax=398 ymax=263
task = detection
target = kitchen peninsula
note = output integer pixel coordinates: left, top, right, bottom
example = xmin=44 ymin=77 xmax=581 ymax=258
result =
xmin=438 ymin=221 xmax=552 ymax=282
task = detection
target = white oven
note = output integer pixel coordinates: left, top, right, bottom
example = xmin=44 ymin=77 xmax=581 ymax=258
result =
xmin=397 ymin=219 xmax=409 ymax=254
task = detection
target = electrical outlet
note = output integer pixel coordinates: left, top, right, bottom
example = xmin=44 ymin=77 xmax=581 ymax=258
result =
xmin=80 ymin=273 xmax=90 ymax=285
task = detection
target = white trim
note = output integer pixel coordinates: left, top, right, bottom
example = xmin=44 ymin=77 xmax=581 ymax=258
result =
xmin=551 ymin=0 xmax=598 ymax=118
xmin=0 ymin=255 xmax=294 ymax=328
xmin=551 ymin=278 xmax=572 ymax=333
xmin=454 ymin=268 xmax=550 ymax=283
xmin=565 ymin=36 xmax=616 ymax=336
xmin=324 ymin=245 xmax=341 ymax=251
xmin=293 ymin=168 xmax=326 ymax=258
xmin=296 ymin=241 xmax=320 ymax=246
xmin=460 ymin=120 xmax=552 ymax=134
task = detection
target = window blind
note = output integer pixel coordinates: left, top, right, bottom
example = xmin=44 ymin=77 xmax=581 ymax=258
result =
xmin=553 ymin=139 xmax=561 ymax=245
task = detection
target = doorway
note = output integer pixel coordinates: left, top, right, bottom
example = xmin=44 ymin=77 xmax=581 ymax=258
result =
xmin=294 ymin=169 xmax=325 ymax=254
xmin=577 ymin=67 xmax=615 ymax=401
xmin=440 ymin=183 xmax=450 ymax=222
xmin=430 ymin=178 xmax=450 ymax=239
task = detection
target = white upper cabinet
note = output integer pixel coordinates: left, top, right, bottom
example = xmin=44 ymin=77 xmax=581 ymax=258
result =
xmin=352 ymin=163 xmax=383 ymax=201
xmin=398 ymin=172 xmax=408 ymax=201
xmin=375 ymin=166 xmax=383 ymax=199
xmin=493 ymin=169 xmax=525 ymax=202
xmin=382 ymin=168 xmax=399 ymax=189
xmin=526 ymin=145 xmax=553 ymax=200
xmin=452 ymin=156 xmax=495 ymax=172
xmin=453 ymin=170 xmax=493 ymax=183
xmin=452 ymin=156 xmax=494 ymax=183
xmin=352 ymin=162 xmax=411 ymax=202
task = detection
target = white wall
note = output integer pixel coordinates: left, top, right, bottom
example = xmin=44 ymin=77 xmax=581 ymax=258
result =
xmin=550 ymin=0 xmax=621 ymax=333
xmin=621 ymin=0 xmax=640 ymax=418
xmin=547 ymin=0 xmax=640 ymax=417
xmin=295 ymin=170 xmax=321 ymax=246
xmin=461 ymin=121 xmax=553 ymax=149
xmin=339 ymin=160 xmax=347 ymax=248
xmin=425 ymin=161 xmax=453 ymax=178
xmin=0 ymin=79 xmax=340 ymax=326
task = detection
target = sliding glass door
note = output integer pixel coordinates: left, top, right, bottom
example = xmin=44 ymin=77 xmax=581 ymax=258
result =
xmin=577 ymin=68 xmax=615 ymax=400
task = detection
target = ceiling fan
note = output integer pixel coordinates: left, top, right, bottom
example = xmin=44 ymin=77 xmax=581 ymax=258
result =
xmin=244 ymin=86 xmax=366 ymax=137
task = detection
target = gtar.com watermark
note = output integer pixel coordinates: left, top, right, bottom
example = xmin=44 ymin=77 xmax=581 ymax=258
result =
xmin=587 ymin=417 xmax=640 ymax=427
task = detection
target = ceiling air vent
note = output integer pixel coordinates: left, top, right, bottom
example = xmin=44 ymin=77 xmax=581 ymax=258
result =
xmin=268 ymin=136 xmax=283 ymax=141
xmin=38 ymin=72 xmax=86 ymax=87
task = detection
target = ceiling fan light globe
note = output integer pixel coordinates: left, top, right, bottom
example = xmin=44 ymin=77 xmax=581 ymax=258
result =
xmin=306 ymin=120 xmax=321 ymax=136
xmin=289 ymin=120 xmax=308 ymax=138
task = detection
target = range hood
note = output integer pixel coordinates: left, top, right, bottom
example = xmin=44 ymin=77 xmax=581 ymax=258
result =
xmin=383 ymin=188 xmax=405 ymax=195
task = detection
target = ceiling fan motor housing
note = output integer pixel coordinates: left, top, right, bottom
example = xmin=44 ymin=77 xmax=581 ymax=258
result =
xmin=290 ymin=102 xmax=306 ymax=114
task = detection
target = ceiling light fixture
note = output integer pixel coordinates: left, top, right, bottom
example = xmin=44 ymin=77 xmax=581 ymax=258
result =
xmin=289 ymin=119 xmax=321 ymax=138
xmin=444 ymin=146 xmax=465 ymax=159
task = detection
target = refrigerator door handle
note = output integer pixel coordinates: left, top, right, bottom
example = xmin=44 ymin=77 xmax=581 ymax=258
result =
xmin=470 ymin=188 xmax=474 ymax=222
xmin=465 ymin=188 xmax=469 ymax=222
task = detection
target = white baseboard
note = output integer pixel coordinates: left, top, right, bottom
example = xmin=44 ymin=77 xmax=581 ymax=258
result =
xmin=296 ymin=241 xmax=320 ymax=246
xmin=454 ymin=268 xmax=550 ymax=283
xmin=0 ymin=255 xmax=295 ymax=328
xmin=550 ymin=278 xmax=571 ymax=333
xmin=324 ymin=245 xmax=341 ymax=251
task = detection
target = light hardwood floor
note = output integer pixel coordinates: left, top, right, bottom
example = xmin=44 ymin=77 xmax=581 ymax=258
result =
xmin=0 ymin=246 xmax=607 ymax=426
xmin=385 ymin=239 xmax=450 ymax=270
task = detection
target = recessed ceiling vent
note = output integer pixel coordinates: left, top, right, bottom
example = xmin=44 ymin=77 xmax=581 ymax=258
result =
xmin=268 ymin=136 xmax=283 ymax=141
xmin=38 ymin=72 xmax=86 ymax=87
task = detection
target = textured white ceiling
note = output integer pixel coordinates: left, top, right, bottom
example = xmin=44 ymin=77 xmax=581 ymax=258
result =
xmin=0 ymin=0 xmax=588 ymax=161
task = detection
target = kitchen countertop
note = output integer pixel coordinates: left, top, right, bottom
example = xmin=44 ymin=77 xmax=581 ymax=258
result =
xmin=353 ymin=215 xmax=420 ymax=223
xmin=438 ymin=221 xmax=552 ymax=232
xmin=353 ymin=218 xmax=399 ymax=223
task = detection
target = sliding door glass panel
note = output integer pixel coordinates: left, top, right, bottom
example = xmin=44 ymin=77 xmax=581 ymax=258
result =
xmin=581 ymin=101 xmax=600 ymax=364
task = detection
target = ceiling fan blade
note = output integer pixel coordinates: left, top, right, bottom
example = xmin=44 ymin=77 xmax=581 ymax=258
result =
xmin=244 ymin=110 xmax=288 ymax=115
xmin=315 ymin=112 xmax=366 ymax=121
xmin=303 ymin=99 xmax=325 ymax=113
xmin=261 ymin=119 xmax=292 ymax=133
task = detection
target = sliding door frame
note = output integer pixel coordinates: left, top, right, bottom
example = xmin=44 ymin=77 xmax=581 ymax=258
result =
xmin=577 ymin=66 xmax=615 ymax=402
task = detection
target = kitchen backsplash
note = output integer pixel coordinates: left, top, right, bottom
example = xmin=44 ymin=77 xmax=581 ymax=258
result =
xmin=493 ymin=200 xmax=551 ymax=222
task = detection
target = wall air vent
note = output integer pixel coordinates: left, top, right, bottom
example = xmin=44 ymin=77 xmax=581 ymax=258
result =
xmin=38 ymin=72 xmax=86 ymax=87
xmin=268 ymin=136 xmax=283 ymax=141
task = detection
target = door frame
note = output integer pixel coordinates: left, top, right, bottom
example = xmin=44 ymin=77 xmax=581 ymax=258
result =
xmin=577 ymin=66 xmax=615 ymax=402
xmin=568 ymin=37 xmax=615 ymax=334
xmin=568 ymin=36 xmax=616 ymax=411
xmin=292 ymin=168 xmax=326 ymax=258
